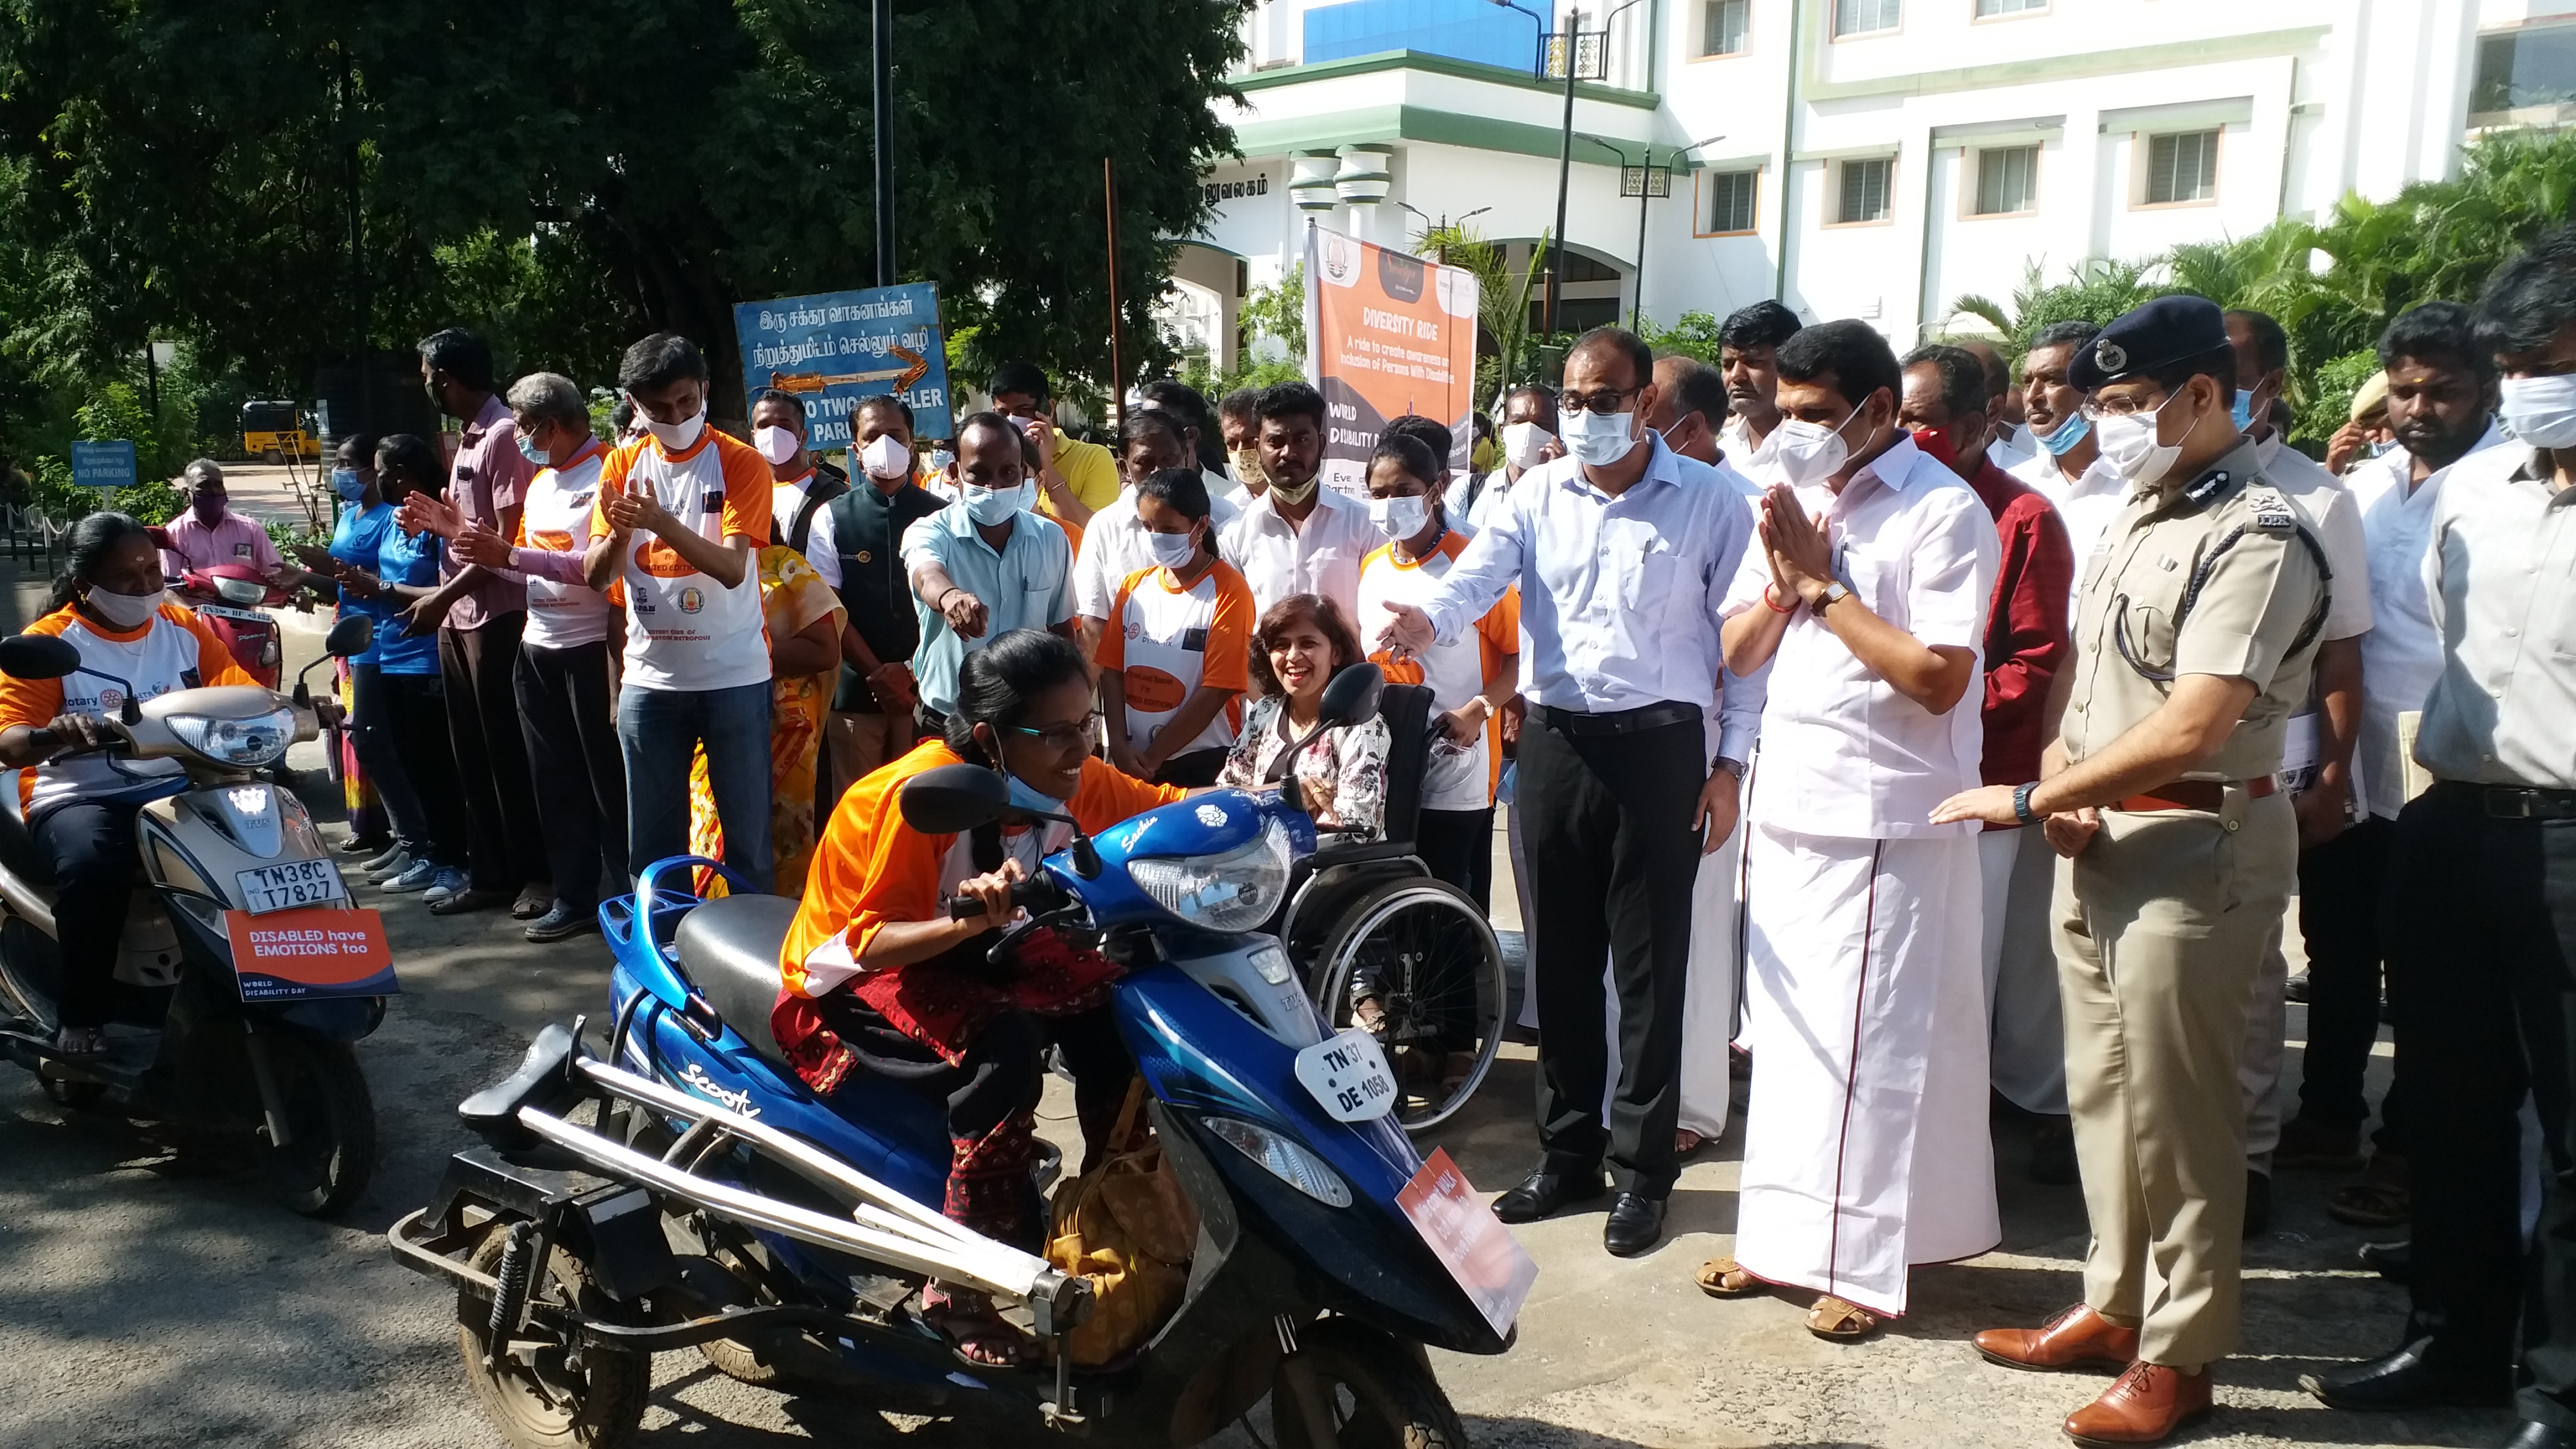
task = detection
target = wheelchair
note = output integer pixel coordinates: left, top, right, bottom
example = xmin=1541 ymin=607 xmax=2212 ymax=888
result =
xmin=1270 ymin=680 xmax=1510 ymax=1131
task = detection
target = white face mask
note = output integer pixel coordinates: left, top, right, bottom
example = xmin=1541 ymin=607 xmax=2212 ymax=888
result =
xmin=964 ymin=482 xmax=1025 ymax=525
xmin=1367 ymin=494 xmax=1428 ymax=541
xmin=1772 ymin=408 xmax=1866 ymax=487
xmin=2095 ymin=393 xmax=2188 ymax=487
xmin=860 ymin=433 xmax=912 ymax=480
xmin=2498 ymin=373 xmax=2576 ymax=448
xmin=752 ymin=424 xmax=801 ymax=466
xmin=640 ymin=400 xmax=707 ymax=453
xmin=1500 ymin=420 xmax=1554 ymax=469
xmin=85 ymin=583 xmax=165 ymax=630
xmin=1558 ymin=407 xmax=1640 ymax=468
xmin=1145 ymin=530 xmax=1199 ymax=570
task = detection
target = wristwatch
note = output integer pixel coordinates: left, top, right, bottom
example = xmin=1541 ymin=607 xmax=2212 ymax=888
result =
xmin=2012 ymin=780 xmax=2042 ymax=825
xmin=1712 ymin=755 xmax=1748 ymax=782
xmin=1812 ymin=581 xmax=1853 ymax=616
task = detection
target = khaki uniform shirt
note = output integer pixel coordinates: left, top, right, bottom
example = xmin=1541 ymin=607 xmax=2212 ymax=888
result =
xmin=2061 ymin=439 xmax=2330 ymax=783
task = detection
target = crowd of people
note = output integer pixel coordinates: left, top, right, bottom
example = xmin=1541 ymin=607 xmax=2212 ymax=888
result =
xmin=11 ymin=218 xmax=2576 ymax=1444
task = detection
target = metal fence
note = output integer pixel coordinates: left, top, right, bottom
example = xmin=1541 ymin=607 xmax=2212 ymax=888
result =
xmin=1 ymin=503 xmax=74 ymax=573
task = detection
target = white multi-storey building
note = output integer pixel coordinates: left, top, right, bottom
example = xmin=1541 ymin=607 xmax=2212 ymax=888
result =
xmin=1171 ymin=0 xmax=2576 ymax=369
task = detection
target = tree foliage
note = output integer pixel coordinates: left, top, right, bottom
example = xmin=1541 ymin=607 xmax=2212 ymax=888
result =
xmin=1412 ymin=222 xmax=1549 ymax=401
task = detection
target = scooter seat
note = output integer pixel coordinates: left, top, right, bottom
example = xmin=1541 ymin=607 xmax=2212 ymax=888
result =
xmin=674 ymin=894 xmax=800 ymax=1072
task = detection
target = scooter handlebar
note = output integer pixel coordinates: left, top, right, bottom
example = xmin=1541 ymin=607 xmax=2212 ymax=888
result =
xmin=945 ymin=875 xmax=1068 ymax=921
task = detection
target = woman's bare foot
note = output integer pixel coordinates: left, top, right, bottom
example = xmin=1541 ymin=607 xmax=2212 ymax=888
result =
xmin=1353 ymin=995 xmax=1388 ymax=1035
xmin=924 ymin=1284 xmax=1030 ymax=1368
xmin=53 ymin=1026 xmax=106 ymax=1060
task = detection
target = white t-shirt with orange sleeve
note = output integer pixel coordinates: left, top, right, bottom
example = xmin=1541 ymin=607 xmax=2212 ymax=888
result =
xmin=517 ymin=443 xmax=614 ymax=651
xmin=1357 ymin=532 xmax=1520 ymax=812
xmin=1096 ymin=559 xmax=1257 ymax=760
xmin=591 ymin=430 xmax=775 ymax=693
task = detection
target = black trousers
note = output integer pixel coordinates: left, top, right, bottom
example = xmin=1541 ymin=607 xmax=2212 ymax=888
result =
xmin=34 ymin=798 xmax=145 ymax=1030
xmin=1414 ymin=806 xmax=1494 ymax=913
xmin=1153 ymin=748 xmax=1230 ymax=789
xmin=2295 ymin=813 xmax=2401 ymax=1148
xmin=2389 ymin=784 xmax=2576 ymax=1426
xmin=377 ymin=670 xmax=471 ymax=869
xmin=439 ymin=613 xmax=547 ymax=893
xmin=1518 ymin=711 xmax=1701 ymax=1197
xmin=514 ymin=640 xmax=627 ymax=911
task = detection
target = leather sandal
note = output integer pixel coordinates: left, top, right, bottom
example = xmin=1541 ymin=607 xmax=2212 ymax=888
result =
xmin=2328 ymin=1152 xmax=2411 ymax=1229
xmin=1806 ymin=1295 xmax=1879 ymax=1341
xmin=1694 ymin=1256 xmax=1761 ymax=1298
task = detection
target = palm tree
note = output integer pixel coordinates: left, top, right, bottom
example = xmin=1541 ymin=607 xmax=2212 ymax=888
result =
xmin=1951 ymin=257 xmax=2162 ymax=349
xmin=1413 ymin=221 xmax=1550 ymax=401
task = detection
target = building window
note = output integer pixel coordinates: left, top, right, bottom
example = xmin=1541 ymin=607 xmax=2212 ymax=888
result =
xmin=2142 ymin=130 xmax=2218 ymax=205
xmin=1702 ymin=0 xmax=1750 ymax=56
xmin=1832 ymin=0 xmax=1900 ymax=39
xmin=1973 ymin=0 xmax=2045 ymax=15
xmin=1701 ymin=169 xmax=1758 ymax=234
xmin=1835 ymin=158 xmax=1893 ymax=224
xmin=1972 ymin=145 xmax=2038 ymax=215
xmin=2474 ymin=23 xmax=2576 ymax=113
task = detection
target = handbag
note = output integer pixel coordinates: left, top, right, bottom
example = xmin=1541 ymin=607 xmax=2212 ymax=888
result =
xmin=1043 ymin=1076 xmax=1200 ymax=1365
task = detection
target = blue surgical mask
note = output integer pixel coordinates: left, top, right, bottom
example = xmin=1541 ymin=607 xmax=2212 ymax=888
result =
xmin=2037 ymin=410 xmax=2091 ymax=457
xmin=515 ymin=428 xmax=548 ymax=467
xmin=2229 ymin=392 xmax=2253 ymax=432
xmin=964 ymin=482 xmax=1024 ymax=525
xmin=331 ymin=468 xmax=367 ymax=502
xmin=1004 ymin=771 xmax=1067 ymax=816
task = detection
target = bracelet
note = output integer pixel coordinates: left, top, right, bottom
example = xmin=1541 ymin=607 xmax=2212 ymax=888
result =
xmin=1761 ymin=583 xmax=1798 ymax=614
xmin=2012 ymin=780 xmax=2042 ymax=826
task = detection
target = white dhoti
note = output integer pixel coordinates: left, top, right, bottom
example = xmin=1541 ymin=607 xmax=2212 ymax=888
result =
xmin=1736 ymin=823 xmax=1999 ymax=1318
xmin=1978 ymin=825 xmax=2068 ymax=1115
xmin=1603 ymin=823 xmax=1742 ymax=1137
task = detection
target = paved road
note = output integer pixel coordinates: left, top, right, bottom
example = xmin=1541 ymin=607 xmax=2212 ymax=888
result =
xmin=0 ymin=560 xmax=2507 ymax=1448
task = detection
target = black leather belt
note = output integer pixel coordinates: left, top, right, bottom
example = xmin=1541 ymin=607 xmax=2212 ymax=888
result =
xmin=1538 ymin=701 xmax=1701 ymax=736
xmin=2436 ymin=780 xmax=2576 ymax=820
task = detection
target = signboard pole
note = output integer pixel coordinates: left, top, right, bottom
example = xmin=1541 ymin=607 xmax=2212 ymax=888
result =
xmin=871 ymin=0 xmax=895 ymax=287
xmin=1105 ymin=158 xmax=1126 ymax=431
xmin=1546 ymin=8 xmax=1580 ymax=337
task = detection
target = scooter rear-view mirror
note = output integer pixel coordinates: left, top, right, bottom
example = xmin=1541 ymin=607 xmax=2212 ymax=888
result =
xmin=323 ymin=614 xmax=376 ymax=659
xmin=898 ymin=763 xmax=1010 ymax=835
xmin=0 ymin=634 xmax=79 ymax=681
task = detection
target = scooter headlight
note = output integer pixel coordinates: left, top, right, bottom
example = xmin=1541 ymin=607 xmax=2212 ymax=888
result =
xmin=167 ymin=707 xmax=296 ymax=768
xmin=1128 ymin=817 xmax=1292 ymax=932
xmin=1202 ymin=1115 xmax=1352 ymax=1207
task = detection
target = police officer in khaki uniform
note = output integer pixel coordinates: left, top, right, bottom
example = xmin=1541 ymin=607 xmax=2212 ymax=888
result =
xmin=1932 ymin=296 xmax=2330 ymax=1447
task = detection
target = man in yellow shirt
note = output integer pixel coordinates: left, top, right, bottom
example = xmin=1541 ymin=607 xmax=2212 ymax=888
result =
xmin=988 ymin=362 xmax=1118 ymax=527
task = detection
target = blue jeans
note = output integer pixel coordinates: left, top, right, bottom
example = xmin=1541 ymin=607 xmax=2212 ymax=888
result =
xmin=618 ymin=680 xmax=774 ymax=894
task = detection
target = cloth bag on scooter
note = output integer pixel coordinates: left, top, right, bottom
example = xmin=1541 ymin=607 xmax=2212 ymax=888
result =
xmin=1044 ymin=1076 xmax=1199 ymax=1366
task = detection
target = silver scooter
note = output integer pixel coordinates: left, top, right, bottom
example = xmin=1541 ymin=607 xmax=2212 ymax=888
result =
xmin=0 ymin=615 xmax=392 ymax=1216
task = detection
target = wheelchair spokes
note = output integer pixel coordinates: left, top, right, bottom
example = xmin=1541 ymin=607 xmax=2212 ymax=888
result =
xmin=1310 ymin=879 xmax=1507 ymax=1131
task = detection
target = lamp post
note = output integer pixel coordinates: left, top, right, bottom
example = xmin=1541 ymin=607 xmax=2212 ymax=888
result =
xmin=1583 ymin=131 xmax=1724 ymax=330
xmin=1396 ymin=202 xmax=1494 ymax=263
xmin=870 ymin=0 xmax=895 ymax=286
xmin=1497 ymin=0 xmax=1643 ymax=341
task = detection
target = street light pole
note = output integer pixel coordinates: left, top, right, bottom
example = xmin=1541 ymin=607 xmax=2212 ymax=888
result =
xmin=1631 ymin=144 xmax=1652 ymax=330
xmin=870 ymin=0 xmax=896 ymax=287
xmin=1546 ymin=8 xmax=1578 ymax=339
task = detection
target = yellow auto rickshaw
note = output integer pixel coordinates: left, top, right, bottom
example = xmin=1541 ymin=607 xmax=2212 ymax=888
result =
xmin=241 ymin=400 xmax=320 ymax=462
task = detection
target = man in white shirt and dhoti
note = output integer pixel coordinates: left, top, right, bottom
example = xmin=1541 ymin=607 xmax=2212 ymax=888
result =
xmin=1692 ymin=319 xmax=2002 ymax=1341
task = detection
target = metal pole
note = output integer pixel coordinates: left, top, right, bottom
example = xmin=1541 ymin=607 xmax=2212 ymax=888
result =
xmin=871 ymin=0 xmax=896 ymax=287
xmin=1546 ymin=8 xmax=1578 ymax=339
xmin=1104 ymin=158 xmax=1126 ymax=432
xmin=1632 ymin=146 xmax=1651 ymax=330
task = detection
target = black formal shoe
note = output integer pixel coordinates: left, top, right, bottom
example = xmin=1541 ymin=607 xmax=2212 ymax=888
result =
xmin=2503 ymin=1421 xmax=2576 ymax=1448
xmin=2243 ymin=1168 xmax=2272 ymax=1238
xmin=1491 ymin=1166 xmax=1605 ymax=1224
xmin=2298 ymin=1338 xmax=2510 ymax=1410
xmin=2359 ymin=1239 xmax=2411 ymax=1285
xmin=2285 ymin=969 xmax=2313 ymax=1003
xmin=1602 ymin=1192 xmax=1665 ymax=1257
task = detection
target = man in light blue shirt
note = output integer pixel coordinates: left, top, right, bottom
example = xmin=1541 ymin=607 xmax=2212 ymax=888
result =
xmin=1380 ymin=326 xmax=1763 ymax=1259
xmin=902 ymin=411 xmax=1077 ymax=724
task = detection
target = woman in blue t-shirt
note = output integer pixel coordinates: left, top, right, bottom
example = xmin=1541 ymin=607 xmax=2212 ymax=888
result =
xmin=294 ymin=434 xmax=409 ymax=861
xmin=302 ymin=435 xmax=473 ymax=901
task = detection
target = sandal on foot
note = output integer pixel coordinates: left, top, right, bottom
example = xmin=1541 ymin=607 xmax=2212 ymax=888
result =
xmin=52 ymin=1026 xmax=107 ymax=1061
xmin=924 ymin=1285 xmax=1030 ymax=1368
xmin=1806 ymin=1295 xmax=1880 ymax=1341
xmin=1675 ymin=1128 xmax=1708 ymax=1159
xmin=1694 ymin=1256 xmax=1761 ymax=1298
xmin=1353 ymin=996 xmax=1388 ymax=1036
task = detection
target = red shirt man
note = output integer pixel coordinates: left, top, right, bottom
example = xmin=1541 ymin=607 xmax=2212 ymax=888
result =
xmin=1967 ymin=461 xmax=2073 ymax=784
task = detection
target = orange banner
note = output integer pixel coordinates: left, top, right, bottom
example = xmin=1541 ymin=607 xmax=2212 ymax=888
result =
xmin=224 ymin=907 xmax=397 ymax=1000
xmin=1304 ymin=225 xmax=1481 ymax=498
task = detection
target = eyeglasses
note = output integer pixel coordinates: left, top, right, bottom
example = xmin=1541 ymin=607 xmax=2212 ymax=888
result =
xmin=2080 ymin=392 xmax=2170 ymax=421
xmin=1559 ymin=386 xmax=1644 ymax=417
xmin=1007 ymin=711 xmax=1103 ymax=752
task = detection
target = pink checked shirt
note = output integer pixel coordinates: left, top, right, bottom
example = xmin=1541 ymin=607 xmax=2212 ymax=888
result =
xmin=439 ymin=393 xmax=535 ymax=629
xmin=159 ymin=510 xmax=281 ymax=580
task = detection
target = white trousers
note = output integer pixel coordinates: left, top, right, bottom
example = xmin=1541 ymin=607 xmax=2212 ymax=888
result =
xmin=1602 ymin=822 xmax=1742 ymax=1138
xmin=1736 ymin=824 xmax=1999 ymax=1317
xmin=1978 ymin=826 xmax=2069 ymax=1115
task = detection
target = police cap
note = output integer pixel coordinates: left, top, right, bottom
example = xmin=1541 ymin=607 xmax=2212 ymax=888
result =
xmin=2067 ymin=295 xmax=2231 ymax=391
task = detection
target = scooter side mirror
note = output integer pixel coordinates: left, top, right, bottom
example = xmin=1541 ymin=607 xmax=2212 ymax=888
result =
xmin=1317 ymin=662 xmax=1384 ymax=730
xmin=0 ymin=634 xmax=79 ymax=681
xmin=323 ymin=614 xmax=376 ymax=659
xmin=898 ymin=763 xmax=1010 ymax=835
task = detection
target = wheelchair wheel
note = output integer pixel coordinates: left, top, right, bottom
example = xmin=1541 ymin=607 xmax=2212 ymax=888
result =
xmin=1309 ymin=877 xmax=1506 ymax=1131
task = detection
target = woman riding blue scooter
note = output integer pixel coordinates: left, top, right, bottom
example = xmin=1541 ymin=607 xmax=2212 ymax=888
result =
xmin=775 ymin=628 xmax=1188 ymax=1367
xmin=0 ymin=512 xmax=258 ymax=1059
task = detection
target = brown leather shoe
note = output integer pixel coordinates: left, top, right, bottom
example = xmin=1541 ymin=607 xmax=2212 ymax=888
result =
xmin=1976 ymin=1304 xmax=2141 ymax=1372
xmin=2063 ymin=1361 xmax=2212 ymax=1446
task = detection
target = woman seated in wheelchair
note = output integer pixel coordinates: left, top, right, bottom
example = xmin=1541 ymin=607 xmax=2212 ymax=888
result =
xmin=774 ymin=629 xmax=1186 ymax=1366
xmin=1218 ymin=594 xmax=1390 ymax=835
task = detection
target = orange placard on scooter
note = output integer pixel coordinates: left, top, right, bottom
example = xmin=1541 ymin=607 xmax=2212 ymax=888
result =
xmin=222 ymin=907 xmax=397 ymax=1000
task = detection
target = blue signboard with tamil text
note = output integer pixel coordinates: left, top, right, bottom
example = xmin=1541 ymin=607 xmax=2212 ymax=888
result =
xmin=734 ymin=283 xmax=951 ymax=449
xmin=70 ymin=439 xmax=138 ymax=490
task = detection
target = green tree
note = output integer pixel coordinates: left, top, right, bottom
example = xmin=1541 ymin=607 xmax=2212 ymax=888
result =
xmin=1412 ymin=223 xmax=1549 ymax=400
xmin=1638 ymin=309 xmax=1723 ymax=362
xmin=1952 ymin=257 xmax=2163 ymax=352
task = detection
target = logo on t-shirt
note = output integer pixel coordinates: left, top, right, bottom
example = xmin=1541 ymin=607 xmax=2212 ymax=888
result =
xmin=1125 ymin=666 xmax=1186 ymax=712
xmin=633 ymin=539 xmax=697 ymax=579
xmin=677 ymin=587 xmax=705 ymax=615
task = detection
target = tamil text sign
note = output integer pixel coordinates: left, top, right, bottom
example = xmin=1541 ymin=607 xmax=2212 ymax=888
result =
xmin=734 ymin=283 xmax=951 ymax=448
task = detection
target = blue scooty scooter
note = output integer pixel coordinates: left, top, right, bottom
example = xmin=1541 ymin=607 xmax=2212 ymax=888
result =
xmin=390 ymin=665 xmax=1522 ymax=1448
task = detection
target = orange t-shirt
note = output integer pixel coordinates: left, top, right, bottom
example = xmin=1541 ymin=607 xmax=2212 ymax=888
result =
xmin=1095 ymin=560 xmax=1257 ymax=759
xmin=590 ymin=428 xmax=775 ymax=692
xmin=778 ymin=740 xmax=1186 ymax=1000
